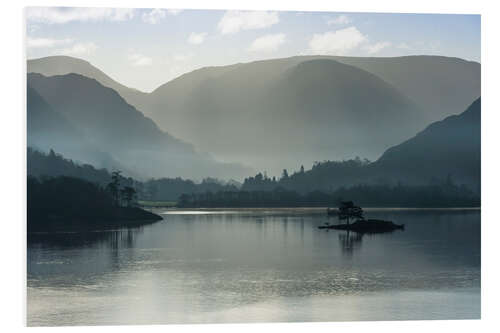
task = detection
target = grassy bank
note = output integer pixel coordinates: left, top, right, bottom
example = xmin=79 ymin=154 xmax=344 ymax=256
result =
xmin=138 ymin=200 xmax=177 ymax=208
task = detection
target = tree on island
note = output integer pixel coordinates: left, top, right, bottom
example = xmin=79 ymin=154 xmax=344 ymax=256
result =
xmin=105 ymin=171 xmax=122 ymax=206
xmin=105 ymin=171 xmax=137 ymax=207
xmin=338 ymin=201 xmax=364 ymax=225
xmin=121 ymin=186 xmax=137 ymax=207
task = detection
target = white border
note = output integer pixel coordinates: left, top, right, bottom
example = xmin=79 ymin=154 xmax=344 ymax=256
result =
xmin=2 ymin=0 xmax=499 ymax=332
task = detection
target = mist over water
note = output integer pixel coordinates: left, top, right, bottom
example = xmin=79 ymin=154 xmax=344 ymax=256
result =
xmin=27 ymin=208 xmax=480 ymax=326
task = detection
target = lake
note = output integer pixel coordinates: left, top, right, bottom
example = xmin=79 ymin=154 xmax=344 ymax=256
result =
xmin=27 ymin=208 xmax=481 ymax=326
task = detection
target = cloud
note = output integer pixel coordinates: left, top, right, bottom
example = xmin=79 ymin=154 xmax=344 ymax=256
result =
xmin=217 ymin=11 xmax=279 ymax=35
xmin=327 ymin=15 xmax=351 ymax=25
xmin=27 ymin=36 xmax=98 ymax=57
xmin=188 ymin=32 xmax=208 ymax=45
xmin=128 ymin=53 xmax=153 ymax=66
xmin=142 ymin=9 xmax=166 ymax=24
xmin=26 ymin=7 xmax=134 ymax=24
xmin=249 ymin=33 xmax=286 ymax=53
xmin=365 ymin=41 xmax=392 ymax=54
xmin=27 ymin=37 xmax=73 ymax=48
xmin=141 ymin=8 xmax=183 ymax=24
xmin=309 ymin=27 xmax=366 ymax=55
xmin=58 ymin=42 xmax=98 ymax=56
xmin=167 ymin=9 xmax=183 ymax=16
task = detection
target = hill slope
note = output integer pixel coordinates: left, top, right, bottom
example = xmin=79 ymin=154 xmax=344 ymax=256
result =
xmin=240 ymin=98 xmax=481 ymax=193
xmin=27 ymin=85 xmax=130 ymax=172
xmin=27 ymin=84 xmax=81 ymax=144
xmin=27 ymin=147 xmax=111 ymax=185
xmin=27 ymin=56 xmax=150 ymax=108
xmin=371 ymin=98 xmax=481 ymax=190
xmin=329 ymin=55 xmax=480 ymax=120
xmin=145 ymin=58 xmax=426 ymax=173
xmin=27 ymin=73 xmax=251 ymax=179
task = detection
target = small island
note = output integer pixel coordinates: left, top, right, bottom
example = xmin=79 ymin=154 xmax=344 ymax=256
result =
xmin=319 ymin=201 xmax=404 ymax=233
xmin=28 ymin=171 xmax=163 ymax=233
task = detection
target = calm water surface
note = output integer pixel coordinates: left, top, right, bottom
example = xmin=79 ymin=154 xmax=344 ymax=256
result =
xmin=27 ymin=208 xmax=480 ymax=326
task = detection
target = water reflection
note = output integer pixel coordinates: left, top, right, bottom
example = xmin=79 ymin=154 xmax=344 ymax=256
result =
xmin=28 ymin=226 xmax=145 ymax=249
xmin=27 ymin=208 xmax=481 ymax=326
xmin=338 ymin=231 xmax=364 ymax=256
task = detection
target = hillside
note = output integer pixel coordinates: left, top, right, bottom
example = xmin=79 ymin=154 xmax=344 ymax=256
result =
xmin=27 ymin=85 xmax=131 ymax=172
xmin=27 ymin=55 xmax=150 ymax=108
xmin=27 ymin=147 xmax=111 ymax=185
xmin=240 ymin=98 xmax=481 ymax=193
xmin=371 ymin=98 xmax=481 ymax=190
xmin=27 ymin=85 xmax=82 ymax=145
xmin=27 ymin=73 xmax=251 ymax=179
xmin=329 ymin=55 xmax=480 ymax=120
xmin=145 ymin=59 xmax=426 ymax=173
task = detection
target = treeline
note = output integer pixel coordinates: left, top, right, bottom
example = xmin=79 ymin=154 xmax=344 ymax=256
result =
xmin=178 ymin=182 xmax=480 ymax=208
xmin=241 ymin=157 xmax=479 ymax=195
xmin=27 ymin=147 xmax=239 ymax=201
xmin=28 ymin=148 xmax=480 ymax=208
xmin=28 ymin=175 xmax=161 ymax=232
xmin=28 ymin=147 xmax=111 ymax=185
xmin=242 ymin=158 xmax=374 ymax=193
xmin=141 ymin=177 xmax=239 ymax=201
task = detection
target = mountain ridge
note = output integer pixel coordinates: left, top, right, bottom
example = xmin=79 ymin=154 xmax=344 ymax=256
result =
xmin=27 ymin=72 xmax=252 ymax=180
xmin=141 ymin=57 xmax=428 ymax=173
xmin=27 ymin=54 xmax=481 ymax=177
xmin=371 ymin=97 xmax=481 ymax=189
xmin=27 ymin=55 xmax=150 ymax=109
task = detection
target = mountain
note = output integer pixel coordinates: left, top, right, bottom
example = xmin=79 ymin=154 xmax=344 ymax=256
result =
xmin=328 ymin=55 xmax=480 ymax=120
xmin=27 ymin=85 xmax=130 ymax=172
xmin=142 ymin=58 xmax=426 ymax=173
xmin=27 ymin=56 xmax=150 ymax=108
xmin=27 ymin=84 xmax=81 ymax=144
xmin=141 ymin=56 xmax=479 ymax=173
xmin=239 ymin=98 xmax=481 ymax=194
xmin=27 ymin=73 xmax=251 ymax=180
xmin=371 ymin=98 xmax=481 ymax=190
xmin=28 ymin=56 xmax=480 ymax=125
xmin=27 ymin=55 xmax=480 ymax=175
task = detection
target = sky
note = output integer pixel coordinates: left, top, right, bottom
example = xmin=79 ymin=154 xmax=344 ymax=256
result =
xmin=26 ymin=7 xmax=481 ymax=92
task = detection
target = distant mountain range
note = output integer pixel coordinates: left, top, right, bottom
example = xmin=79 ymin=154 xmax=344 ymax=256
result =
xmin=143 ymin=55 xmax=479 ymax=172
xmin=27 ymin=73 xmax=251 ymax=179
xmin=27 ymin=55 xmax=150 ymax=110
xmin=27 ymin=55 xmax=480 ymax=180
xmin=28 ymin=55 xmax=480 ymax=124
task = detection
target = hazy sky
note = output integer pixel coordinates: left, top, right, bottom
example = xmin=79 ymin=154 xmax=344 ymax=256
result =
xmin=26 ymin=7 xmax=480 ymax=92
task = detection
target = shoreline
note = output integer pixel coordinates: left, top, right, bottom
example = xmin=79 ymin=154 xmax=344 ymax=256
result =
xmin=159 ymin=206 xmax=481 ymax=211
xmin=28 ymin=207 xmax=163 ymax=234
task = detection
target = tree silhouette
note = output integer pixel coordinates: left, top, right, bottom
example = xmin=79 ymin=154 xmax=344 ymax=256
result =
xmin=106 ymin=170 xmax=123 ymax=206
xmin=121 ymin=186 xmax=137 ymax=207
xmin=338 ymin=201 xmax=364 ymax=225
